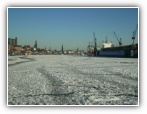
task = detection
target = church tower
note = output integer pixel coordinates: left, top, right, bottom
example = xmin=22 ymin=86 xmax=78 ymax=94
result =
xmin=34 ymin=40 xmax=37 ymax=49
xmin=61 ymin=44 xmax=64 ymax=53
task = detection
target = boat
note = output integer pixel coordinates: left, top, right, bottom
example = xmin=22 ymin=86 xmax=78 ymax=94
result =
xmin=87 ymin=32 xmax=138 ymax=58
xmin=97 ymin=43 xmax=138 ymax=58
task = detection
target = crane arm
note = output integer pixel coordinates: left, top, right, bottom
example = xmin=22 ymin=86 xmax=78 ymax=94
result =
xmin=113 ymin=31 xmax=122 ymax=46
xmin=133 ymin=24 xmax=138 ymax=37
xmin=113 ymin=31 xmax=120 ymax=42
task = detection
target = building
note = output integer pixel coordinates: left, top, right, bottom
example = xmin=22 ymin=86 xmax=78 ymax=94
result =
xmin=23 ymin=45 xmax=32 ymax=55
xmin=8 ymin=37 xmax=18 ymax=55
xmin=8 ymin=45 xmax=15 ymax=55
xmin=8 ymin=37 xmax=17 ymax=46
xmin=14 ymin=46 xmax=23 ymax=55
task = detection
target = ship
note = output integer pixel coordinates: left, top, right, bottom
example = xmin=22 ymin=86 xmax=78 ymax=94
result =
xmin=87 ymin=26 xmax=138 ymax=58
xmin=98 ymin=43 xmax=138 ymax=58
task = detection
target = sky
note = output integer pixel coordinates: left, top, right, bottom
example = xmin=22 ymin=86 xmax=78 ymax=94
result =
xmin=8 ymin=7 xmax=138 ymax=51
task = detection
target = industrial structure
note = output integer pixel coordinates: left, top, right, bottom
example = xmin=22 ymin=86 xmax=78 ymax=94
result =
xmin=87 ymin=25 xmax=138 ymax=58
xmin=132 ymin=24 xmax=138 ymax=45
xmin=113 ymin=31 xmax=123 ymax=46
xmin=87 ymin=32 xmax=101 ymax=56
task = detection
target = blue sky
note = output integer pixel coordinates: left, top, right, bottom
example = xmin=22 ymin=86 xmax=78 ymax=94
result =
xmin=8 ymin=7 xmax=138 ymax=51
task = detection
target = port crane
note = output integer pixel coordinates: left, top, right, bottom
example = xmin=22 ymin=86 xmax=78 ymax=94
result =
xmin=132 ymin=24 xmax=138 ymax=44
xmin=113 ymin=31 xmax=122 ymax=46
xmin=93 ymin=32 xmax=97 ymax=50
xmin=87 ymin=32 xmax=99 ymax=56
xmin=93 ymin=32 xmax=97 ymax=56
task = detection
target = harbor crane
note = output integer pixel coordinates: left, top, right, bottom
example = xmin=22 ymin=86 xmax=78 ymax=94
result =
xmin=132 ymin=24 xmax=138 ymax=44
xmin=87 ymin=32 xmax=98 ymax=56
xmin=113 ymin=31 xmax=122 ymax=46
xmin=93 ymin=32 xmax=98 ymax=56
xmin=93 ymin=32 xmax=97 ymax=49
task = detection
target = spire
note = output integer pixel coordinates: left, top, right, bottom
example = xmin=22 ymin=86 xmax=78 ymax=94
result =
xmin=34 ymin=40 xmax=37 ymax=48
xmin=62 ymin=44 xmax=64 ymax=53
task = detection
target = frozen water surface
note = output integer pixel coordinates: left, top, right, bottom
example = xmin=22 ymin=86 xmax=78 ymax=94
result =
xmin=8 ymin=55 xmax=138 ymax=105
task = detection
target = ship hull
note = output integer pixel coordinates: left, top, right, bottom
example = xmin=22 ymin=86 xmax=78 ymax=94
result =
xmin=94 ymin=44 xmax=138 ymax=58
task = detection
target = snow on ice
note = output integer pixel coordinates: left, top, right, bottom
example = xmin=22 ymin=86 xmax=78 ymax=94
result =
xmin=8 ymin=55 xmax=138 ymax=105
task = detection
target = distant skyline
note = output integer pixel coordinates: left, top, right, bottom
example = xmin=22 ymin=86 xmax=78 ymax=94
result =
xmin=8 ymin=7 xmax=138 ymax=51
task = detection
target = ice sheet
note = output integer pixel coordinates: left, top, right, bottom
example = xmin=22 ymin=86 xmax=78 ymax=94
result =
xmin=8 ymin=55 xmax=138 ymax=105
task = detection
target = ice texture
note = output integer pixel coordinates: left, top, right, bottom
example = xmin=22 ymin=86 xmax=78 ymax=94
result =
xmin=8 ymin=55 xmax=138 ymax=105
